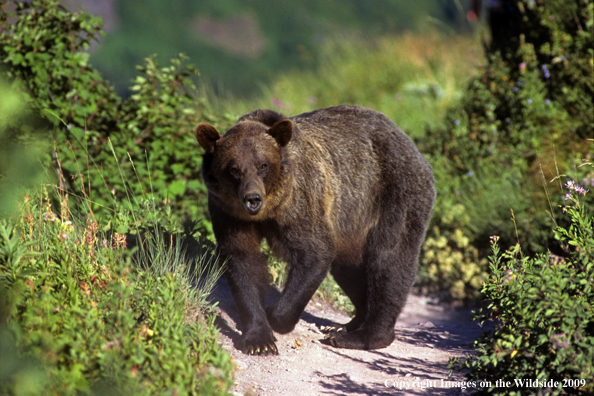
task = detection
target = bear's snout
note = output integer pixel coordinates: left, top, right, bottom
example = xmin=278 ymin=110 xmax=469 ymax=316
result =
xmin=242 ymin=193 xmax=263 ymax=214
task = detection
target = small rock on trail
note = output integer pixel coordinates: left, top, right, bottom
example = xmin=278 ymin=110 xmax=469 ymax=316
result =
xmin=210 ymin=279 xmax=484 ymax=395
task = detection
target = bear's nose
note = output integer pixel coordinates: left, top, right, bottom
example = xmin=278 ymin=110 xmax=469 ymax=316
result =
xmin=243 ymin=193 xmax=262 ymax=214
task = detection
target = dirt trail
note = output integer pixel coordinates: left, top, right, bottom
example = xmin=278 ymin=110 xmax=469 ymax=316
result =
xmin=210 ymin=279 xmax=484 ymax=395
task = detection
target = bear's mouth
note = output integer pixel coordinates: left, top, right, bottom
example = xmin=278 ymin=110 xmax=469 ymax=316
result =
xmin=242 ymin=193 xmax=263 ymax=215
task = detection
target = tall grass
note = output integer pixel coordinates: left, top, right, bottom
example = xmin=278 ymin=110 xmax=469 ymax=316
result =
xmin=230 ymin=31 xmax=484 ymax=140
xmin=0 ymin=141 xmax=232 ymax=395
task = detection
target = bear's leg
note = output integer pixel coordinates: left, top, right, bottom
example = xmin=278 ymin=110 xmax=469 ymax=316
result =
xmin=329 ymin=263 xmax=368 ymax=332
xmin=211 ymin=212 xmax=278 ymax=355
xmin=224 ymin=251 xmax=279 ymax=355
xmin=329 ymin=211 xmax=427 ymax=350
xmin=266 ymin=245 xmax=333 ymax=334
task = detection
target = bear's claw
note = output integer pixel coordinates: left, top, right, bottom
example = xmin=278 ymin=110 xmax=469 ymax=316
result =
xmin=320 ymin=325 xmax=346 ymax=334
xmin=244 ymin=342 xmax=278 ymax=356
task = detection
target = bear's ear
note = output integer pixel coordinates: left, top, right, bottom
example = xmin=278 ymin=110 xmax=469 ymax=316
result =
xmin=196 ymin=124 xmax=221 ymax=154
xmin=268 ymin=120 xmax=293 ymax=147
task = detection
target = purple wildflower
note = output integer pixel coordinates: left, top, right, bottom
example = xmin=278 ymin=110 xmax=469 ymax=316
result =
xmin=574 ymin=185 xmax=589 ymax=195
xmin=562 ymin=179 xmax=593 ymax=198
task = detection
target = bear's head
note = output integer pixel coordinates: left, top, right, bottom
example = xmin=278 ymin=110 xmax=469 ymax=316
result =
xmin=196 ymin=119 xmax=293 ymax=218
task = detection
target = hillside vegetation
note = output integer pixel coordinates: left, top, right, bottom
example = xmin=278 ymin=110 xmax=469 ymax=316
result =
xmin=88 ymin=0 xmax=471 ymax=96
xmin=1 ymin=0 xmax=592 ymax=394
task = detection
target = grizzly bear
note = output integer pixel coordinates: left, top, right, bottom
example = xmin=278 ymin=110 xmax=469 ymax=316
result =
xmin=196 ymin=105 xmax=435 ymax=356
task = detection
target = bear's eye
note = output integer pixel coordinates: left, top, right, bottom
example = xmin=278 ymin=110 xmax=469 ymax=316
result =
xmin=229 ymin=167 xmax=241 ymax=177
xmin=259 ymin=164 xmax=268 ymax=171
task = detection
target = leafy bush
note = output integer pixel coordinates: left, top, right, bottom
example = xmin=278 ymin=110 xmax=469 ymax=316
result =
xmin=0 ymin=0 xmax=230 ymax=225
xmin=416 ymin=0 xmax=593 ymax=300
xmin=0 ymin=57 xmax=233 ymax=391
xmin=417 ymin=157 xmax=558 ymax=300
xmin=462 ymin=169 xmax=593 ymax=395
xmin=419 ymin=202 xmax=487 ymax=301
xmin=0 ymin=187 xmax=232 ymax=395
xmin=425 ymin=0 xmax=592 ymax=172
xmin=0 ymin=77 xmax=46 ymax=217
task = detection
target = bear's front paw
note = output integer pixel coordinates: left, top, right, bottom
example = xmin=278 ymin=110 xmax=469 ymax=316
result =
xmin=240 ymin=331 xmax=279 ymax=356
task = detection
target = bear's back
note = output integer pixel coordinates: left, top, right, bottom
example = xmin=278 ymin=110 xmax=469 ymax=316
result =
xmin=284 ymin=106 xmax=433 ymax=246
xmin=288 ymin=105 xmax=431 ymax=192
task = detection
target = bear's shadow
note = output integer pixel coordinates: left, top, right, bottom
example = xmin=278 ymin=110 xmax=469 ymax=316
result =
xmin=209 ymin=277 xmax=340 ymax=351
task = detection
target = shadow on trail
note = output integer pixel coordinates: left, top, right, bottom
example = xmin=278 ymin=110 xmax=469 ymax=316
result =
xmin=396 ymin=327 xmax=479 ymax=351
xmin=315 ymin=372 xmax=396 ymax=396
xmin=311 ymin=306 xmax=486 ymax=396
xmin=315 ymin=370 xmax=464 ymax=396
xmin=315 ymin=348 xmax=475 ymax=395
xmin=210 ymin=277 xmax=347 ymax=351
xmin=210 ymin=275 xmax=485 ymax=349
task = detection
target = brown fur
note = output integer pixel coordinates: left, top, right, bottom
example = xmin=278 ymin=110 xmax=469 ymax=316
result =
xmin=196 ymin=106 xmax=435 ymax=355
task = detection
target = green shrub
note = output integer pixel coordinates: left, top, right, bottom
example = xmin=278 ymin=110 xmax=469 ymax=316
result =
xmin=0 ymin=187 xmax=232 ymax=395
xmin=419 ymin=202 xmax=487 ymax=301
xmin=0 ymin=0 xmax=231 ymax=225
xmin=417 ymin=157 xmax=564 ymax=300
xmin=416 ymin=0 xmax=592 ymax=300
xmin=462 ymin=170 xmax=593 ymax=395
xmin=0 ymin=69 xmax=232 ymax=394
xmin=0 ymin=78 xmax=46 ymax=217
xmin=424 ymin=0 xmax=592 ymax=172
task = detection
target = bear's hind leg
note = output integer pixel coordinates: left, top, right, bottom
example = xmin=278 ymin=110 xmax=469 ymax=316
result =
xmin=328 ymin=263 xmax=368 ymax=333
xmin=330 ymin=210 xmax=428 ymax=350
